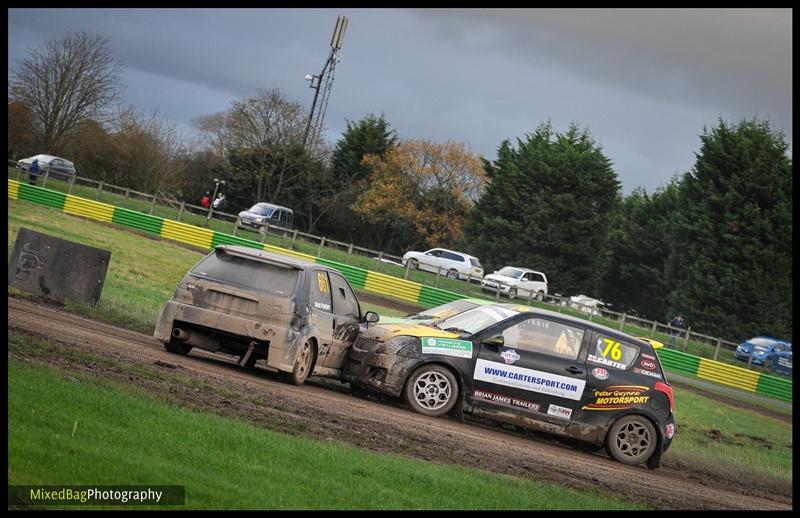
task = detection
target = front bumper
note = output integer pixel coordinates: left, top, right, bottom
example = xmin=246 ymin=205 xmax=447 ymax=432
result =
xmin=481 ymin=281 xmax=511 ymax=293
xmin=342 ymin=338 xmax=418 ymax=397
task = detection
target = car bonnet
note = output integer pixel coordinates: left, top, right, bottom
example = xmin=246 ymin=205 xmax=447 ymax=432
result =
xmin=360 ymin=323 xmax=460 ymax=342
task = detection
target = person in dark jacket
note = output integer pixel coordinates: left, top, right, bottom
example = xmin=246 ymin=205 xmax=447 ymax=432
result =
xmin=668 ymin=314 xmax=686 ymax=348
xmin=28 ymin=158 xmax=40 ymax=185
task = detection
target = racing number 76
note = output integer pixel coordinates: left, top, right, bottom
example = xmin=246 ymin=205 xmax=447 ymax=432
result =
xmin=601 ymin=338 xmax=622 ymax=361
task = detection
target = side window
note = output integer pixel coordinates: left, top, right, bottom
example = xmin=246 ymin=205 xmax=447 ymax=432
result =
xmin=533 ymin=273 xmax=544 ymax=283
xmin=587 ymin=334 xmax=639 ymax=370
xmin=501 ymin=318 xmax=584 ymax=361
xmin=522 ymin=273 xmax=533 ymax=282
xmin=309 ymin=271 xmax=332 ymax=312
xmin=329 ymin=272 xmax=359 ymax=320
xmin=272 ymin=211 xmax=280 ymax=220
xmin=427 ymin=249 xmax=443 ymax=257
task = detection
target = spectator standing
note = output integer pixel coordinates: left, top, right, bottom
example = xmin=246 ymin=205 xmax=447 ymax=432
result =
xmin=668 ymin=314 xmax=686 ymax=348
xmin=200 ymin=191 xmax=211 ymax=208
xmin=212 ymin=192 xmax=226 ymax=210
xmin=28 ymin=158 xmax=40 ymax=185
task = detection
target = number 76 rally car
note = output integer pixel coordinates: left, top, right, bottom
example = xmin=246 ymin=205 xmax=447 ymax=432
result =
xmin=343 ymin=303 xmax=676 ymax=468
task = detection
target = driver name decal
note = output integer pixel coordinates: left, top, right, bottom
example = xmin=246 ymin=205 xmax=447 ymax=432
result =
xmin=473 ymin=359 xmax=585 ymax=400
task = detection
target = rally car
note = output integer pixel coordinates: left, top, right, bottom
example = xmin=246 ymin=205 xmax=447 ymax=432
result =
xmin=343 ymin=303 xmax=676 ymax=468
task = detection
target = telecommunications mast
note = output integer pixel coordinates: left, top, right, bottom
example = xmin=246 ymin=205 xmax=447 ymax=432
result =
xmin=303 ymin=15 xmax=348 ymax=148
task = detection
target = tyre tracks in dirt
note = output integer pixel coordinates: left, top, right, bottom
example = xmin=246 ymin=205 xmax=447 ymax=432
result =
xmin=7 ymin=297 xmax=791 ymax=510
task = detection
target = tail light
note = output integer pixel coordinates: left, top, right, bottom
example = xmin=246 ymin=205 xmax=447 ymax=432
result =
xmin=655 ymin=381 xmax=675 ymax=412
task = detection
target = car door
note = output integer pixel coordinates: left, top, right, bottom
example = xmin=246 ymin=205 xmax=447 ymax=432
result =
xmin=306 ymin=269 xmax=336 ymax=363
xmin=518 ymin=272 xmax=536 ymax=297
xmin=469 ymin=314 xmax=589 ymax=424
xmin=319 ymin=271 xmax=361 ymax=369
xmin=440 ymin=251 xmax=465 ymax=276
xmin=420 ymin=249 xmax=444 ymax=273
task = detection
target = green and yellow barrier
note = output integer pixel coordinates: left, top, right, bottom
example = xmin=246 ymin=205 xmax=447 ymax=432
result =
xmin=8 ymin=180 xmax=792 ymax=403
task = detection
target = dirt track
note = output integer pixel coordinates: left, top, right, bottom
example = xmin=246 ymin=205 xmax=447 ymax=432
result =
xmin=7 ymin=297 xmax=792 ymax=510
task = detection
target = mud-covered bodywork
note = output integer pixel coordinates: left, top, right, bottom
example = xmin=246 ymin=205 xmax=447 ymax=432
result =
xmin=343 ymin=303 xmax=676 ymax=467
xmin=154 ymin=245 xmax=366 ymax=379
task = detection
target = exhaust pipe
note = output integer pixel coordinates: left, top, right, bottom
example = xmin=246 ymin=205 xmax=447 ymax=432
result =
xmin=172 ymin=327 xmax=221 ymax=352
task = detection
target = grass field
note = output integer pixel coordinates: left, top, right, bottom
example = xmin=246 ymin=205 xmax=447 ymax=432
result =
xmin=6 ymin=181 xmax=771 ymax=371
xmin=8 ymin=339 xmax=639 ymax=510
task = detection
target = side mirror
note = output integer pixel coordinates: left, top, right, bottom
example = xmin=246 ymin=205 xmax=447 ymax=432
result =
xmin=492 ymin=271 xmax=497 ymax=275
xmin=482 ymin=334 xmax=504 ymax=348
xmin=362 ymin=311 xmax=380 ymax=324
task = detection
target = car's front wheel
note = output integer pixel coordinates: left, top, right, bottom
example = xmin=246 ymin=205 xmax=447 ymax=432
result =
xmin=404 ymin=364 xmax=459 ymax=417
xmin=408 ymin=258 xmax=418 ymax=270
xmin=605 ymin=415 xmax=657 ymax=466
xmin=282 ymin=339 xmax=316 ymax=386
xmin=447 ymin=269 xmax=459 ymax=280
xmin=536 ymin=291 xmax=545 ymax=301
xmin=507 ymin=288 xmax=517 ymax=299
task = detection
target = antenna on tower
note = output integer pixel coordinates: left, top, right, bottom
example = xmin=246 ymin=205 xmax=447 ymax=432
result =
xmin=303 ymin=15 xmax=348 ymax=149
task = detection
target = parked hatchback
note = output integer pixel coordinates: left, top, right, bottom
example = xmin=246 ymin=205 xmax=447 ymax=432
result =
xmin=154 ymin=245 xmax=378 ymax=384
xmin=481 ymin=266 xmax=548 ymax=300
xmin=735 ymin=336 xmax=792 ymax=366
xmin=238 ymin=202 xmax=294 ymax=231
xmin=343 ymin=303 xmax=676 ymax=468
xmin=402 ymin=248 xmax=483 ymax=281
xmin=17 ymin=154 xmax=76 ymax=180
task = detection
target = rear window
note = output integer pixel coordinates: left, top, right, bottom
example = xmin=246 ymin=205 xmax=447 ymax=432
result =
xmin=587 ymin=334 xmax=639 ymax=370
xmin=469 ymin=258 xmax=481 ymax=267
xmin=191 ymin=251 xmax=298 ymax=297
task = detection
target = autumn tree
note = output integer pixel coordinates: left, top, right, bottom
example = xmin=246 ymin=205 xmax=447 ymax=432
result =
xmin=464 ymin=123 xmax=621 ymax=296
xmin=7 ymin=100 xmax=38 ymax=160
xmin=355 ymin=139 xmax=487 ymax=252
xmin=9 ymin=32 xmax=122 ymax=153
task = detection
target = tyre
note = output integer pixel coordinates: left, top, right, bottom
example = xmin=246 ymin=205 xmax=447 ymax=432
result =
xmin=605 ymin=415 xmax=657 ymax=466
xmin=282 ymin=339 xmax=316 ymax=386
xmin=404 ymin=364 xmax=459 ymax=417
xmin=408 ymin=259 xmax=418 ymax=270
xmin=507 ymin=288 xmax=517 ymax=299
xmin=447 ymin=269 xmax=459 ymax=280
xmin=536 ymin=291 xmax=545 ymax=302
xmin=164 ymin=338 xmax=192 ymax=355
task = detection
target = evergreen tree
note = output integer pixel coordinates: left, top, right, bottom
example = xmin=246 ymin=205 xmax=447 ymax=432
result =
xmin=464 ymin=123 xmax=621 ymax=296
xmin=600 ymin=183 xmax=678 ymax=319
xmin=318 ymin=114 xmax=398 ymax=246
xmin=667 ymin=118 xmax=792 ymax=340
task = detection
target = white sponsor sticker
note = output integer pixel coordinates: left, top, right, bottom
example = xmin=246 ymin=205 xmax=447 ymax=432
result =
xmin=421 ymin=337 xmax=473 ymax=358
xmin=473 ymin=359 xmax=586 ymax=400
xmin=314 ymin=301 xmax=331 ymax=311
xmin=547 ymin=404 xmax=573 ymax=419
xmin=501 ymin=349 xmax=520 ymax=364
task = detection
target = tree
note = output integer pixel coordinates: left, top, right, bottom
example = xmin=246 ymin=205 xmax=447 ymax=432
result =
xmin=59 ymin=118 xmax=118 ymax=181
xmin=464 ymin=123 xmax=621 ymax=296
xmin=666 ymin=118 xmax=792 ymax=340
xmin=600 ymin=183 xmax=679 ymax=319
xmin=9 ymin=31 xmax=122 ymax=153
xmin=318 ymin=113 xmax=398 ymax=244
xmin=194 ymin=88 xmax=310 ymax=205
xmin=7 ymin=100 xmax=38 ymax=160
xmin=355 ymin=139 xmax=486 ymax=252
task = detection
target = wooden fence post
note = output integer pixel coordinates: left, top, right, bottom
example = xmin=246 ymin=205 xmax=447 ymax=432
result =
xmin=41 ymin=169 xmax=50 ymax=188
xmin=316 ymin=236 xmax=326 ymax=257
xmin=123 ymin=188 xmax=130 ymax=207
xmin=95 ymin=181 xmax=104 ymax=200
xmin=232 ymin=217 xmax=240 ymax=236
xmin=376 ymin=251 xmax=383 ymax=272
xmin=149 ymin=193 xmax=157 ymax=214
xmin=176 ymin=202 xmax=185 ymax=221
xmin=404 ymin=260 xmax=411 ymax=280
xmin=619 ymin=313 xmax=627 ymax=331
xmin=434 ymin=266 xmax=441 ymax=287
xmin=346 ymin=243 xmax=354 ymax=265
xmin=650 ymin=320 xmax=657 ymax=338
xmin=683 ymin=327 xmax=691 ymax=352
xmin=291 ymin=229 xmax=298 ymax=250
xmin=713 ymin=337 xmax=722 ymax=361
xmin=67 ymin=175 xmax=76 ymax=195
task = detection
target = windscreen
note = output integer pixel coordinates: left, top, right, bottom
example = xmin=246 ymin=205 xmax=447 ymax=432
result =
xmin=191 ymin=251 xmax=298 ymax=297
xmin=248 ymin=204 xmax=275 ymax=217
xmin=412 ymin=299 xmax=480 ymax=321
xmin=497 ymin=267 xmax=524 ymax=279
xmin=749 ymin=337 xmax=776 ymax=347
xmin=435 ymin=305 xmax=519 ymax=335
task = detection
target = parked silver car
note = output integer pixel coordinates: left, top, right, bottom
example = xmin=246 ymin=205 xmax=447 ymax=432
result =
xmin=17 ymin=154 xmax=77 ymax=181
xmin=402 ymin=248 xmax=483 ymax=281
xmin=238 ymin=202 xmax=294 ymax=231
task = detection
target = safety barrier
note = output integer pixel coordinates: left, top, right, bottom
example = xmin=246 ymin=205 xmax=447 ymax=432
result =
xmin=8 ymin=180 xmax=793 ymax=403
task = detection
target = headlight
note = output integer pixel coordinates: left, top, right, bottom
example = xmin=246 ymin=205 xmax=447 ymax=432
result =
xmin=254 ymin=217 xmax=264 ymax=223
xmin=754 ymin=350 xmax=766 ymax=357
xmin=396 ymin=341 xmax=421 ymax=358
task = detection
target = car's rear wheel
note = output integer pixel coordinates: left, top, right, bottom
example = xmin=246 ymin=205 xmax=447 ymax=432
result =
xmin=282 ymin=339 xmax=316 ymax=386
xmin=507 ymin=288 xmax=517 ymax=299
xmin=404 ymin=364 xmax=459 ymax=417
xmin=605 ymin=415 xmax=657 ymax=465
xmin=536 ymin=291 xmax=545 ymax=301
xmin=447 ymin=269 xmax=459 ymax=280
xmin=408 ymin=259 xmax=418 ymax=270
xmin=164 ymin=338 xmax=192 ymax=355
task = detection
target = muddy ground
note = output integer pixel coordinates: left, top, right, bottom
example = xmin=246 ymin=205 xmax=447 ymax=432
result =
xmin=7 ymin=297 xmax=792 ymax=510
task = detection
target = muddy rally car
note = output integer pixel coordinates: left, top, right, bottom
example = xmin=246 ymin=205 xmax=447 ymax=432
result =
xmin=154 ymin=245 xmax=379 ymax=384
xmin=343 ymin=303 xmax=676 ymax=468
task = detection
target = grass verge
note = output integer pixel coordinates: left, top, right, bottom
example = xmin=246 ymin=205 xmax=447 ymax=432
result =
xmin=8 ymin=333 xmax=639 ymax=510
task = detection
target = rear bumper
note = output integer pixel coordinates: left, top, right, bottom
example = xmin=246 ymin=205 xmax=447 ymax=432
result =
xmin=153 ymin=300 xmax=299 ymax=371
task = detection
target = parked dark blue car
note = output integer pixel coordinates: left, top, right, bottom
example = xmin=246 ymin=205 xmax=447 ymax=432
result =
xmin=734 ymin=336 xmax=792 ymax=367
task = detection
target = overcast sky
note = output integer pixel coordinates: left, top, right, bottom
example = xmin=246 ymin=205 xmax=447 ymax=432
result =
xmin=8 ymin=8 xmax=792 ymax=194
